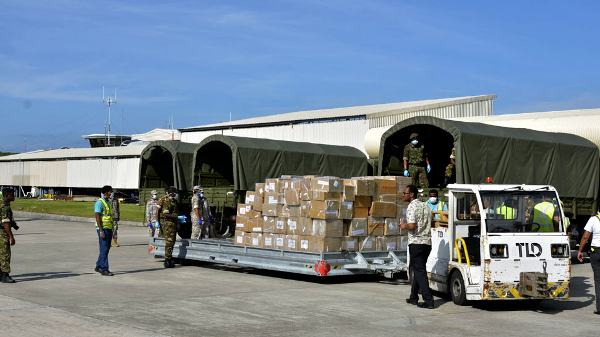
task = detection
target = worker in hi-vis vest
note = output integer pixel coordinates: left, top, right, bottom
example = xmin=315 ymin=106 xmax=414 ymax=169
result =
xmin=426 ymin=189 xmax=447 ymax=220
xmin=532 ymin=194 xmax=560 ymax=232
xmin=94 ymin=185 xmax=115 ymax=276
xmin=496 ymin=199 xmax=518 ymax=220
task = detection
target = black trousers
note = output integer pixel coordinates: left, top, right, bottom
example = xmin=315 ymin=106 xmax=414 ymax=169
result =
xmin=591 ymin=250 xmax=600 ymax=312
xmin=409 ymin=244 xmax=434 ymax=306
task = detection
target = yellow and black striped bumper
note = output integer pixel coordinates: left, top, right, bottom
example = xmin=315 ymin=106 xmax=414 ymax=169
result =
xmin=484 ymin=282 xmax=569 ymax=299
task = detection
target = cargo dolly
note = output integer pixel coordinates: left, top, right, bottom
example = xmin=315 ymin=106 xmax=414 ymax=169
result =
xmin=149 ymin=237 xmax=407 ymax=277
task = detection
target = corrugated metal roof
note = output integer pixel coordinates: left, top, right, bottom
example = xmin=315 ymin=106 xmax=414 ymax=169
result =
xmin=0 ymin=146 xmax=145 ymax=161
xmin=131 ymin=128 xmax=181 ymax=141
xmin=180 ymin=94 xmax=497 ymax=132
xmin=452 ymin=108 xmax=600 ymax=149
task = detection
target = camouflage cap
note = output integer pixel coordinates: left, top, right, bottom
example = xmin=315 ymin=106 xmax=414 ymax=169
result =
xmin=410 ymin=132 xmax=419 ymax=140
xmin=193 ymin=185 xmax=201 ymax=191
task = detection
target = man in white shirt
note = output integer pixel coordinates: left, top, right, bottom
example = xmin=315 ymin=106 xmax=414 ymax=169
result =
xmin=578 ymin=213 xmax=600 ymax=315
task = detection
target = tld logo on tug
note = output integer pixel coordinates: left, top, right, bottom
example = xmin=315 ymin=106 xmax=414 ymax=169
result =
xmin=515 ymin=243 xmax=542 ymax=257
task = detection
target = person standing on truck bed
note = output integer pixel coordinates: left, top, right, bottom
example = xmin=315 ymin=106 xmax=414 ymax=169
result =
xmin=532 ymin=194 xmax=560 ymax=232
xmin=197 ymin=187 xmax=213 ymax=238
xmin=157 ymin=186 xmax=179 ymax=268
xmin=400 ymin=184 xmax=435 ymax=309
xmin=94 ymin=185 xmax=115 ymax=276
xmin=403 ymin=133 xmax=430 ymax=189
xmin=110 ymin=192 xmax=120 ymax=247
xmin=443 ymin=147 xmax=455 ymax=187
xmin=0 ymin=188 xmax=17 ymax=283
xmin=146 ymin=190 xmax=159 ymax=237
xmin=577 ymin=213 xmax=600 ymax=315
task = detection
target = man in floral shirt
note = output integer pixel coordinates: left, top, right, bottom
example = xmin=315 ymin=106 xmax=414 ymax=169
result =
xmin=400 ymin=184 xmax=434 ymax=309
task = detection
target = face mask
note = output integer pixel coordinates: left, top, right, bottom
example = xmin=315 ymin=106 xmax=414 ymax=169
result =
xmin=174 ymin=193 xmax=179 ymax=201
xmin=429 ymin=197 xmax=437 ymax=204
xmin=199 ymin=193 xmax=204 ymax=198
xmin=110 ymin=192 xmax=115 ymax=199
xmin=411 ymin=140 xmax=418 ymax=145
xmin=152 ymin=195 xmax=158 ymax=200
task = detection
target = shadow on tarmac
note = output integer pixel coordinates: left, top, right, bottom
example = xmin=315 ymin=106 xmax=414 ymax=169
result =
xmin=11 ymin=271 xmax=83 ymax=282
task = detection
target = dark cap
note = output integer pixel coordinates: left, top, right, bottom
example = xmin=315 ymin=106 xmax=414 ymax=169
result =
xmin=410 ymin=133 xmax=419 ymax=140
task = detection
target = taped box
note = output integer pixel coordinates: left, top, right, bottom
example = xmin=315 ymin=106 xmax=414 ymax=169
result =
xmin=252 ymin=197 xmax=263 ymax=211
xmin=275 ymin=217 xmax=286 ymax=234
xmin=255 ymin=183 xmax=266 ymax=198
xmin=284 ymin=189 xmax=301 ymax=205
xmin=353 ymin=207 xmax=369 ymax=218
xmin=346 ymin=178 xmax=373 ymax=196
xmin=234 ymin=230 xmax=248 ymax=246
xmin=263 ymin=216 xmax=275 ymax=233
xmin=298 ymin=217 xmax=312 ymax=235
xmin=370 ymin=202 xmax=396 ymax=218
xmin=237 ymin=204 xmax=251 ymax=217
xmin=285 ymin=235 xmax=299 ymax=251
xmin=263 ymin=233 xmax=275 ymax=249
xmin=343 ymin=184 xmax=355 ymax=201
xmin=359 ymin=236 xmax=376 ymax=251
xmin=309 ymin=237 xmax=342 ymax=253
xmin=262 ymin=204 xmax=283 ymax=217
xmin=249 ymin=217 xmax=263 ymax=233
xmin=300 ymin=200 xmax=311 ymax=217
xmin=312 ymin=219 xmax=344 ymax=237
xmin=310 ymin=177 xmax=344 ymax=192
xmin=374 ymin=178 xmax=397 ymax=197
xmin=376 ymin=236 xmax=397 ymax=251
xmin=274 ymin=234 xmax=286 ymax=249
xmin=347 ymin=218 xmax=368 ymax=237
xmin=309 ymin=209 xmax=339 ymax=219
xmin=282 ymin=205 xmax=301 ymax=217
xmin=245 ymin=191 xmax=255 ymax=204
xmin=309 ymin=191 xmax=342 ymax=201
xmin=342 ymin=237 xmax=359 ymax=251
xmin=354 ymin=196 xmax=372 ymax=208
xmin=286 ymin=217 xmax=301 ymax=235
xmin=379 ymin=194 xmax=396 ymax=203
xmin=384 ymin=218 xmax=399 ymax=236
xmin=265 ymin=178 xmax=282 ymax=193
xmin=236 ymin=216 xmax=248 ymax=232
xmin=311 ymin=200 xmax=340 ymax=210
xmin=368 ymin=217 xmax=386 ymax=236
xmin=298 ymin=236 xmax=311 ymax=252
xmin=396 ymin=205 xmax=408 ymax=218
xmin=397 ymin=235 xmax=409 ymax=251
xmin=251 ymin=233 xmax=263 ymax=247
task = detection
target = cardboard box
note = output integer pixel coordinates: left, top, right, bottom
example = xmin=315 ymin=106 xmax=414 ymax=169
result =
xmin=248 ymin=210 xmax=262 ymax=219
xmin=311 ymin=200 xmax=340 ymax=210
xmin=311 ymin=177 xmax=344 ymax=192
xmin=309 ymin=209 xmax=339 ymax=219
xmin=396 ymin=205 xmax=409 ymax=218
xmin=262 ymin=204 xmax=283 ymax=217
xmin=299 ymin=217 xmax=312 ymax=235
xmin=312 ymin=219 xmax=344 ymax=237
xmin=285 ymin=235 xmax=299 ymax=251
xmin=237 ymin=203 xmax=251 ymax=217
xmin=368 ymin=217 xmax=386 ymax=236
xmin=354 ymin=196 xmax=372 ymax=208
xmin=298 ymin=236 xmax=311 ymax=252
xmin=377 ymin=236 xmax=398 ymax=251
xmin=264 ymin=191 xmax=281 ymax=205
xmin=282 ymin=205 xmax=301 ymax=217
xmin=340 ymin=201 xmax=353 ymax=210
xmin=286 ymin=217 xmax=301 ymax=235
xmin=397 ymin=235 xmax=409 ymax=251
xmin=375 ymin=178 xmax=397 ymax=196
xmin=347 ymin=218 xmax=368 ymax=237
xmin=379 ymin=194 xmax=396 ymax=203
xmin=359 ymin=236 xmax=376 ymax=251
xmin=282 ymin=178 xmax=303 ymax=190
xmin=245 ymin=191 xmax=255 ymax=204
xmin=263 ymin=233 xmax=275 ymax=248
xmin=252 ymin=197 xmax=263 ymax=212
xmin=234 ymin=230 xmax=248 ymax=246
xmin=384 ymin=218 xmax=400 ymax=236
xmin=265 ymin=178 xmax=281 ymax=193
xmin=300 ymin=200 xmax=311 ymax=217
xmin=338 ymin=209 xmax=353 ymax=220
xmin=255 ymin=183 xmax=266 ymax=198
xmin=275 ymin=217 xmax=286 ymax=234
xmin=346 ymin=178 xmax=373 ymax=196
xmin=370 ymin=202 xmax=396 ymax=218
xmin=251 ymin=233 xmax=263 ymax=247
xmin=236 ymin=216 xmax=248 ymax=232
xmin=284 ymin=189 xmax=301 ymax=205
xmin=342 ymin=237 xmax=359 ymax=251
xmin=309 ymin=191 xmax=342 ymax=201
xmin=248 ymin=217 xmax=264 ymax=233
xmin=353 ymin=207 xmax=369 ymax=218
xmin=274 ymin=234 xmax=286 ymax=249
xmin=309 ymin=237 xmax=342 ymax=253
xmin=263 ymin=216 xmax=275 ymax=233
xmin=343 ymin=184 xmax=356 ymax=201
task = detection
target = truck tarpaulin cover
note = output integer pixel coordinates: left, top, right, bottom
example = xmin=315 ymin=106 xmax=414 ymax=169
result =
xmin=378 ymin=116 xmax=599 ymax=199
xmin=140 ymin=141 xmax=196 ymax=191
xmin=195 ymin=135 xmax=368 ymax=191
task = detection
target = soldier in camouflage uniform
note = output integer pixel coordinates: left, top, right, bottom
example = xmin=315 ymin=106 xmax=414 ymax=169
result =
xmin=443 ymin=148 xmax=456 ymax=187
xmin=146 ymin=190 xmax=159 ymax=237
xmin=110 ymin=193 xmax=120 ymax=247
xmin=0 ymin=188 xmax=17 ymax=283
xmin=157 ymin=186 xmax=179 ymax=268
xmin=155 ymin=186 xmax=170 ymax=238
xmin=403 ymin=133 xmax=430 ymax=188
xmin=190 ymin=185 xmax=203 ymax=240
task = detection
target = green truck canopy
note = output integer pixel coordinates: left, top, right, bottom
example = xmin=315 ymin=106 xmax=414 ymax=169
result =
xmin=195 ymin=135 xmax=368 ymax=191
xmin=378 ymin=116 xmax=600 ymax=200
xmin=140 ymin=141 xmax=196 ymax=192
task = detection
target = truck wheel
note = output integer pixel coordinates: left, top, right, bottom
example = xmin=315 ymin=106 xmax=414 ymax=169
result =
xmin=450 ymin=271 xmax=467 ymax=306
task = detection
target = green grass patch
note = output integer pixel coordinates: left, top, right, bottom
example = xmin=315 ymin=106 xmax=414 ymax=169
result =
xmin=12 ymin=198 xmax=146 ymax=223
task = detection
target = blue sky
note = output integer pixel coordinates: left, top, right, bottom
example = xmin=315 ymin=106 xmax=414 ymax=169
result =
xmin=1 ymin=0 xmax=599 ymax=152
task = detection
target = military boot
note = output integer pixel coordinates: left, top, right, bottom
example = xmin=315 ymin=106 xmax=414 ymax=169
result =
xmin=112 ymin=238 xmax=120 ymax=247
xmin=164 ymin=259 xmax=174 ymax=268
xmin=1 ymin=272 xmax=16 ymax=283
xmin=442 ymin=177 xmax=450 ymax=188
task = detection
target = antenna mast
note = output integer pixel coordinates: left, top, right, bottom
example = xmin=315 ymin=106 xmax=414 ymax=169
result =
xmin=102 ymin=86 xmax=117 ymax=146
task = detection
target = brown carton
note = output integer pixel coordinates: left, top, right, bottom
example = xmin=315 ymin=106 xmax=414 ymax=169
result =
xmin=379 ymin=194 xmax=396 ymax=202
xmin=311 ymin=177 xmax=344 ymax=192
xmin=376 ymin=178 xmax=397 ymax=196
xmin=311 ymin=200 xmax=340 ymax=210
xmin=346 ymin=178 xmax=372 ymax=196
xmin=236 ymin=216 xmax=248 ymax=232
xmin=368 ymin=217 xmax=386 ymax=236
xmin=252 ymin=197 xmax=263 ymax=211
xmin=338 ymin=209 xmax=353 ymax=220
xmin=309 ymin=191 xmax=342 ymax=201
xmin=312 ymin=219 xmax=344 ymax=237
xmin=300 ymin=200 xmax=311 ymax=217
xmin=262 ymin=204 xmax=283 ymax=217
xmin=397 ymin=235 xmax=409 ymax=251
xmin=285 ymin=235 xmax=299 ymax=251
xmin=347 ymin=218 xmax=368 ymax=237
xmin=353 ymin=207 xmax=369 ymax=218
xmin=298 ymin=236 xmax=311 ymax=252
xmin=274 ymin=234 xmax=286 ymax=249
xmin=263 ymin=216 xmax=275 ymax=233
xmin=286 ymin=217 xmax=301 ymax=235
xmin=299 ymin=217 xmax=312 ymax=235
xmin=234 ymin=230 xmax=248 ymax=246
xmin=282 ymin=205 xmax=301 ymax=217
xmin=384 ymin=218 xmax=400 ymax=236
xmin=343 ymin=184 xmax=356 ymax=201
xmin=354 ymin=196 xmax=372 ymax=208
xmin=342 ymin=237 xmax=359 ymax=251
xmin=264 ymin=191 xmax=282 ymax=205
xmin=284 ymin=189 xmax=301 ymax=205
xmin=274 ymin=217 xmax=286 ymax=234
xmin=309 ymin=237 xmax=342 ymax=253
xmin=376 ymin=236 xmax=398 ymax=251
xmin=265 ymin=178 xmax=282 ymax=193
xmin=237 ymin=203 xmax=252 ymax=217
xmin=248 ymin=217 xmax=264 ymax=233
xmin=263 ymin=233 xmax=275 ymax=248
xmin=250 ymin=233 xmax=263 ymax=247
xmin=309 ymin=209 xmax=339 ymax=219
xmin=283 ymin=178 xmax=303 ymax=190
xmin=359 ymin=236 xmax=376 ymax=251
xmin=370 ymin=202 xmax=396 ymax=218
xmin=396 ymin=205 xmax=409 ymax=218
xmin=255 ymin=183 xmax=266 ymax=198
xmin=245 ymin=191 xmax=256 ymax=204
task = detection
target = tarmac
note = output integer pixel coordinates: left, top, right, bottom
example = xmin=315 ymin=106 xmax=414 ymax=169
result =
xmin=0 ymin=216 xmax=598 ymax=336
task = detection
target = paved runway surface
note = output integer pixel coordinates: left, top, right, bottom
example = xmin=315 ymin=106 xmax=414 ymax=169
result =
xmin=0 ymin=218 xmax=597 ymax=336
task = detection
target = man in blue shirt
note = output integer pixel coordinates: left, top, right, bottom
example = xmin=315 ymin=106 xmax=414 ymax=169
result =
xmin=94 ymin=185 xmax=115 ymax=276
xmin=426 ymin=189 xmax=447 ymax=220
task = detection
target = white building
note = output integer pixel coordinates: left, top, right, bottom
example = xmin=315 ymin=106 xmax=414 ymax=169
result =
xmin=180 ymin=95 xmax=497 ymax=154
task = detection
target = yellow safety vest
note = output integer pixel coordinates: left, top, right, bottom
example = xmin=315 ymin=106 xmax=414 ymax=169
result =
xmin=533 ymin=201 xmax=555 ymax=232
xmin=431 ymin=201 xmax=446 ymax=220
xmin=97 ymin=197 xmax=113 ymax=230
xmin=565 ymin=217 xmax=571 ymax=231
xmin=496 ymin=205 xmax=516 ymax=219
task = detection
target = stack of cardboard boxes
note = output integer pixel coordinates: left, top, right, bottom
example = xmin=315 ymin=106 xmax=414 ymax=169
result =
xmin=235 ymin=175 xmax=413 ymax=253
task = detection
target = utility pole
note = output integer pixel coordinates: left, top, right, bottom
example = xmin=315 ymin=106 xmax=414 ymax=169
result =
xmin=102 ymin=86 xmax=117 ymax=146
xmin=121 ymin=108 xmax=124 ymax=145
